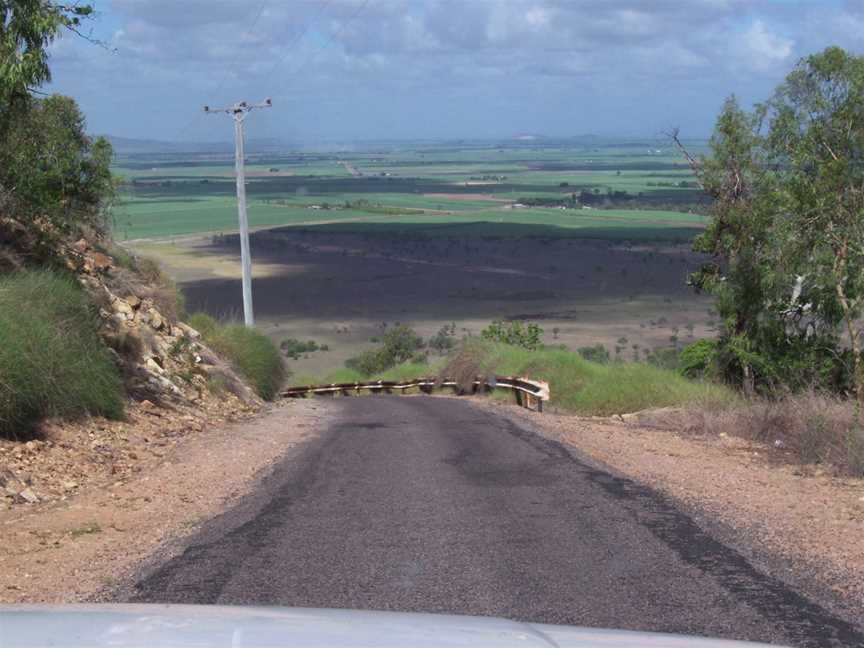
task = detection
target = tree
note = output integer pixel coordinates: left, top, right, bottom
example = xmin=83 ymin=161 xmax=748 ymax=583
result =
xmin=0 ymin=2 xmax=93 ymax=109
xmin=671 ymin=97 xmax=776 ymax=394
xmin=1 ymin=3 xmax=111 ymax=237
xmin=767 ymin=47 xmax=864 ymax=406
xmin=1 ymin=94 xmax=113 ymax=229
xmin=672 ymin=47 xmax=864 ymax=401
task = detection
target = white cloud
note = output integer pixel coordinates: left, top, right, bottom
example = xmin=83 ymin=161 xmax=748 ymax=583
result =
xmin=41 ymin=0 xmax=862 ymax=140
xmin=741 ymin=20 xmax=793 ymax=67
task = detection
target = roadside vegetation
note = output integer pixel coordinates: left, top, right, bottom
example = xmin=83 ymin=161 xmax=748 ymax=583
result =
xmin=188 ymin=313 xmax=286 ymax=400
xmin=0 ymin=4 xmax=126 ymax=437
xmin=280 ymin=338 xmax=329 ymax=360
xmin=673 ymin=47 xmax=864 ymax=403
xmin=445 ymin=338 xmax=732 ymax=417
xmin=0 ymin=270 xmax=125 ymax=437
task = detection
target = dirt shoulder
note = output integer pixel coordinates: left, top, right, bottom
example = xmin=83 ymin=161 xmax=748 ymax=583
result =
xmin=0 ymin=399 xmax=329 ymax=603
xmin=470 ymin=398 xmax=864 ymax=627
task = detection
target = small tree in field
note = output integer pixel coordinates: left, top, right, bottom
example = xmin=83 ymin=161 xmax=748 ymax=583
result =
xmin=480 ymin=320 xmax=543 ymax=351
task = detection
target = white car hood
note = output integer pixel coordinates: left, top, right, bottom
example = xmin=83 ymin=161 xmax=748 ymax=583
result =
xmin=0 ymin=605 xmax=781 ymax=648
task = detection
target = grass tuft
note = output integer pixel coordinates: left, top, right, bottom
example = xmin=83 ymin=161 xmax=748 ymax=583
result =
xmin=0 ymin=269 xmax=125 ymax=437
xmin=189 ymin=313 xmax=286 ymax=400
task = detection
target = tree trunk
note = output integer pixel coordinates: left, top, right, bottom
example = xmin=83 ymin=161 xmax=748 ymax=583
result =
xmin=833 ymin=244 xmax=864 ymax=412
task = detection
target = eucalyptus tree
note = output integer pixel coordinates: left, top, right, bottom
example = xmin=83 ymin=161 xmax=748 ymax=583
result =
xmin=673 ymin=47 xmax=864 ymax=399
xmin=767 ymin=47 xmax=864 ymax=405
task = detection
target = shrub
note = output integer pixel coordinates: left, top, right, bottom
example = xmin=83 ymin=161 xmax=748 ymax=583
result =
xmin=645 ymin=346 xmax=681 ymax=371
xmin=345 ymin=324 xmax=426 ymax=376
xmin=428 ymin=322 xmax=457 ymax=354
xmin=345 ymin=348 xmax=391 ymax=376
xmin=187 ymin=312 xmax=218 ymax=337
xmin=0 ymin=270 xmax=124 ymax=437
xmin=480 ymin=320 xmax=543 ymax=350
xmin=189 ymin=312 xmax=285 ymax=400
xmin=679 ymin=339 xmax=717 ymax=379
xmin=576 ymin=344 xmax=610 ymax=364
xmin=281 ymin=338 xmax=322 ymax=360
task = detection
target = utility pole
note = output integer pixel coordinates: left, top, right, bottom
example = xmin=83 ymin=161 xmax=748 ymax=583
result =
xmin=204 ymin=99 xmax=272 ymax=326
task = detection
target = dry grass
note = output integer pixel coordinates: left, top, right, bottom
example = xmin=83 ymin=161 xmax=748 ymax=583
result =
xmin=636 ymin=391 xmax=864 ymax=477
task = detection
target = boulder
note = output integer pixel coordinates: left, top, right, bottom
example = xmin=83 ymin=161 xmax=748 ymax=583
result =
xmin=148 ymin=309 xmax=166 ymax=331
xmin=113 ymin=299 xmax=134 ymax=317
xmin=16 ymin=488 xmax=39 ymax=504
xmin=86 ymin=252 xmax=112 ymax=273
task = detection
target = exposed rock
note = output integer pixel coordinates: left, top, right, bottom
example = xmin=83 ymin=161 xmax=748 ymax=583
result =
xmin=175 ymin=322 xmax=201 ymax=340
xmin=112 ymin=299 xmax=134 ymax=317
xmin=1 ymin=217 xmax=265 ymax=509
xmin=16 ymin=488 xmax=39 ymax=504
xmin=148 ymin=309 xmax=165 ymax=331
xmin=85 ymin=252 xmax=112 ymax=274
xmin=145 ymin=357 xmax=165 ymax=374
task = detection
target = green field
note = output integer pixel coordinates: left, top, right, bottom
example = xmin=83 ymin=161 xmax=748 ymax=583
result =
xmin=112 ymin=138 xmax=708 ymax=241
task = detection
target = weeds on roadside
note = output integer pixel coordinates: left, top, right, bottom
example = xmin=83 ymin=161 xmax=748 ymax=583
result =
xmin=0 ymin=270 xmax=124 ymax=438
xmin=187 ymin=312 xmax=286 ymax=400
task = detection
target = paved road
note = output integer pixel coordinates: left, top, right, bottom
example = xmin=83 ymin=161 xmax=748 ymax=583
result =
xmin=126 ymin=397 xmax=863 ymax=647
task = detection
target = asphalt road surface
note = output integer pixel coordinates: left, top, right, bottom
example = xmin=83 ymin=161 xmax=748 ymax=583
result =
xmin=126 ymin=397 xmax=864 ymax=647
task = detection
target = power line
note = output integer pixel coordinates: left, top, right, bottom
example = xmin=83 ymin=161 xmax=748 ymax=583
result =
xmin=257 ymin=0 xmax=334 ymax=83
xmin=266 ymin=0 xmax=370 ymax=99
xmin=172 ymin=1 xmax=269 ymax=141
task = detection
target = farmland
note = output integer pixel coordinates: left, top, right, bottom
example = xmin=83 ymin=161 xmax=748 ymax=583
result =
xmin=119 ymin=138 xmax=715 ymax=378
xmin=113 ymin=138 xmax=708 ymax=240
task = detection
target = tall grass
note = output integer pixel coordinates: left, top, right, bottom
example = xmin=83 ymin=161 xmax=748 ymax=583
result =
xmin=0 ymin=270 xmax=124 ymax=437
xmin=446 ymin=339 xmax=733 ymax=416
xmin=188 ymin=313 xmax=285 ymax=400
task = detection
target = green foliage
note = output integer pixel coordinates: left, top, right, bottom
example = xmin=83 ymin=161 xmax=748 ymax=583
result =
xmin=345 ymin=324 xmax=426 ymax=376
xmin=682 ymin=47 xmax=864 ymax=398
xmin=446 ymin=339 xmax=732 ymax=416
xmin=644 ymin=347 xmax=681 ymax=371
xmin=576 ymin=344 xmax=610 ymax=364
xmin=1 ymin=94 xmax=114 ymax=233
xmin=190 ymin=313 xmax=285 ymax=400
xmin=1 ymin=4 xmax=111 ymax=238
xmin=428 ymin=322 xmax=457 ymax=354
xmin=187 ymin=312 xmax=218 ymax=337
xmin=280 ymin=338 xmax=325 ymax=359
xmin=480 ymin=320 xmax=543 ymax=350
xmin=678 ymin=339 xmax=717 ymax=379
xmin=0 ymin=1 xmax=91 ymax=107
xmin=0 ymin=269 xmax=124 ymax=437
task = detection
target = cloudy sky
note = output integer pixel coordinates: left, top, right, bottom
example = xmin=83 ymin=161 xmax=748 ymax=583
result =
xmin=45 ymin=0 xmax=864 ymax=143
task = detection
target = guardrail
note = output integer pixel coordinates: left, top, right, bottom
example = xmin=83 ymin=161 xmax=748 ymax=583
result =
xmin=281 ymin=376 xmax=550 ymax=412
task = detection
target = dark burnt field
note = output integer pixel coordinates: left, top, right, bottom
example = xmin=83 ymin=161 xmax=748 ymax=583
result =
xmin=155 ymin=222 xmax=713 ymax=377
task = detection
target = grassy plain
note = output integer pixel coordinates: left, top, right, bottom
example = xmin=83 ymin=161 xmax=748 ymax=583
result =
xmin=120 ymin=138 xmax=714 ymax=381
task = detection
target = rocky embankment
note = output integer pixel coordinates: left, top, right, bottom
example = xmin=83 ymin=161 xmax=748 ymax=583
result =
xmin=1 ymin=221 xmax=263 ymax=509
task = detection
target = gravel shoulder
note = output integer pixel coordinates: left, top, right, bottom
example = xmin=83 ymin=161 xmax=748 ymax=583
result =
xmin=470 ymin=398 xmax=864 ymax=629
xmin=0 ymin=399 xmax=329 ymax=603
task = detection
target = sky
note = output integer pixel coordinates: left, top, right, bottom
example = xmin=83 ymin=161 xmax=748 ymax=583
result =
xmin=44 ymin=0 xmax=864 ymax=144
